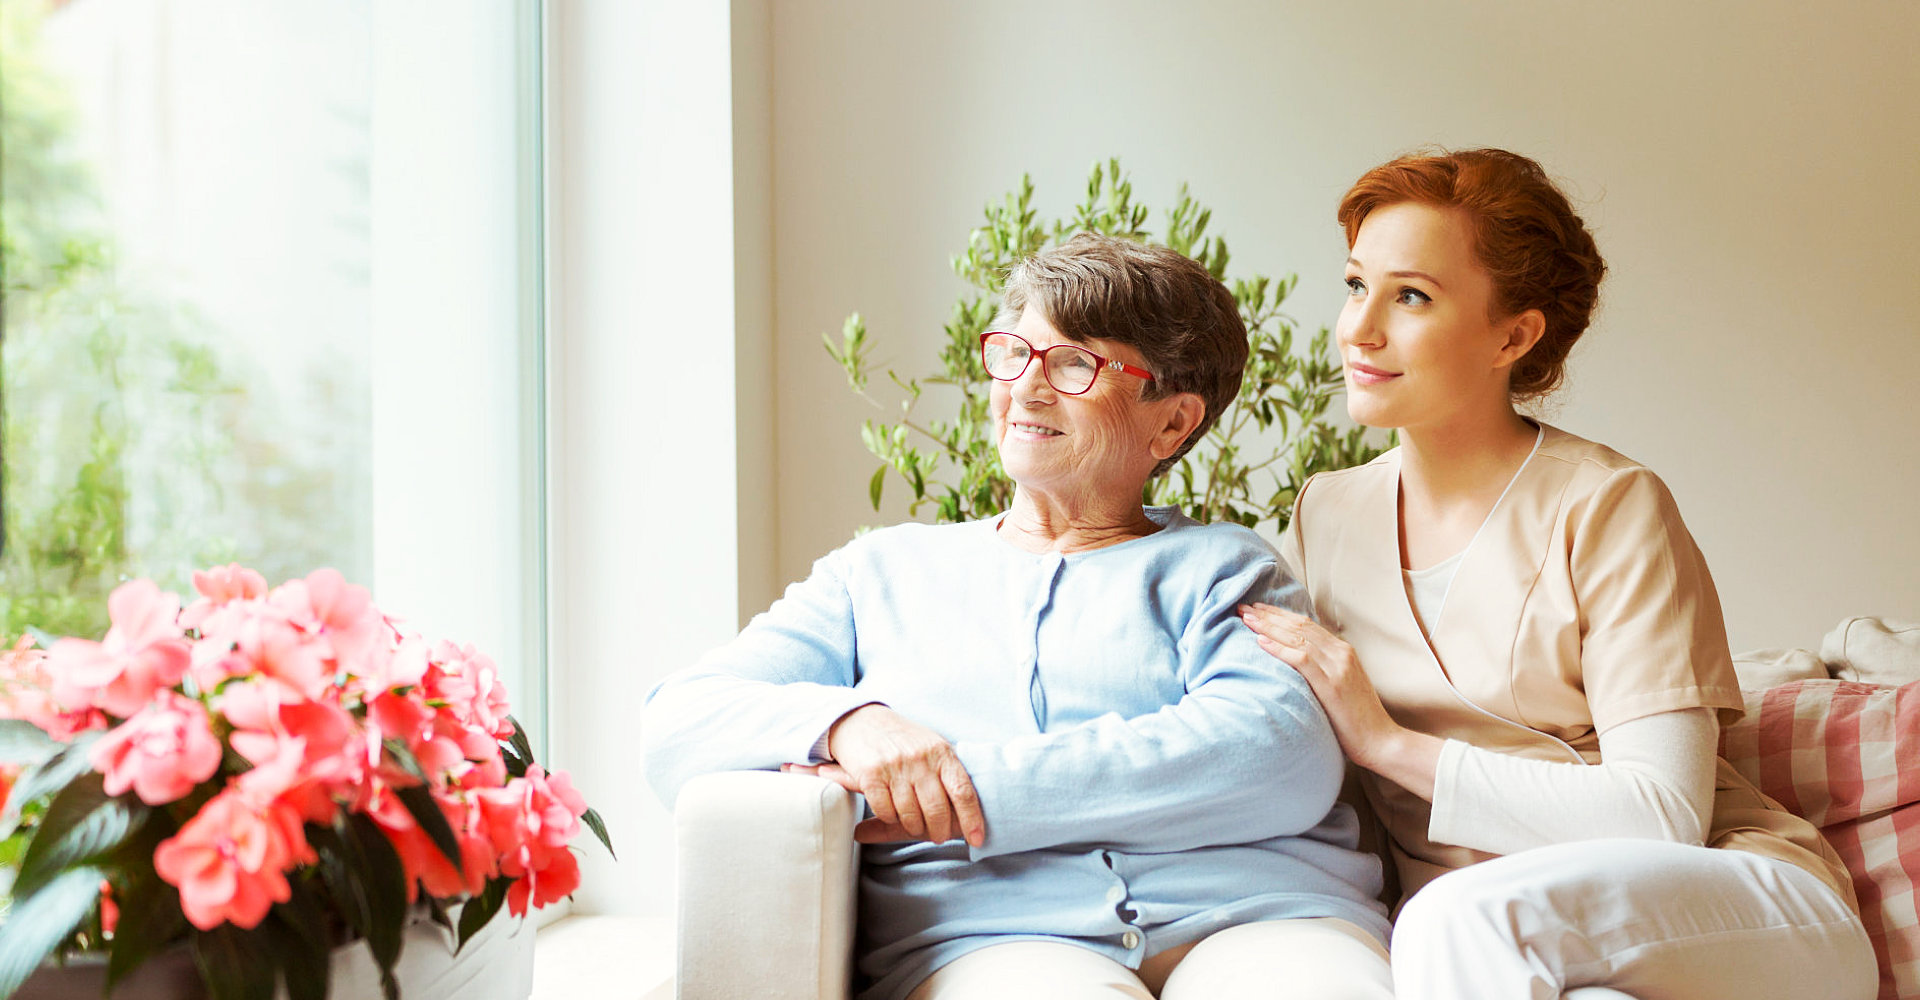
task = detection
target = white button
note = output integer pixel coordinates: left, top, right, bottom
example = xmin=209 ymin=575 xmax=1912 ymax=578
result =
xmin=1105 ymin=886 xmax=1125 ymax=904
xmin=1122 ymin=931 xmax=1141 ymax=949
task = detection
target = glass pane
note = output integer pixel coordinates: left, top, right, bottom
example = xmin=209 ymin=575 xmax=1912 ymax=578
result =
xmin=2 ymin=0 xmax=373 ymax=636
xmin=0 ymin=0 xmax=544 ymax=748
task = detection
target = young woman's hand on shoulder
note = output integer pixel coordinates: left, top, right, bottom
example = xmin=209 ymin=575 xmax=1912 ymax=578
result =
xmin=1240 ymin=602 xmax=1444 ymax=800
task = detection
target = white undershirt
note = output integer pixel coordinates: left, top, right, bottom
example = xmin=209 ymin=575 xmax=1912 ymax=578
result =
xmin=1401 ymin=424 xmax=1543 ymax=634
xmin=1403 ymin=549 xmax=1465 ymax=636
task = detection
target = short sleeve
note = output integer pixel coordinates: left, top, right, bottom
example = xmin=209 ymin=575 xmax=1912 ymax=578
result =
xmin=1277 ymin=474 xmax=1318 ymax=618
xmin=1569 ymin=467 xmax=1744 ymax=733
xmin=1278 ymin=481 xmax=1310 ymax=583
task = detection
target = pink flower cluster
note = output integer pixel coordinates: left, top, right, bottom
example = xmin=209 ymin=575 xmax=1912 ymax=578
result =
xmin=0 ymin=567 xmax=589 ymax=932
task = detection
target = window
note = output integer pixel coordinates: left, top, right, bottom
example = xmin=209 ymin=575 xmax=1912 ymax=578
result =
xmin=0 ymin=0 xmax=547 ymax=751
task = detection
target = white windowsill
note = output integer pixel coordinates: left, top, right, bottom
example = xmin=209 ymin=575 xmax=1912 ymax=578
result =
xmin=531 ymin=914 xmax=675 ymax=999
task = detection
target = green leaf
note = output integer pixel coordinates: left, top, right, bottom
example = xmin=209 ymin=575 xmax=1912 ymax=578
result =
xmin=105 ymin=869 xmax=189 ymax=991
xmin=423 ymin=893 xmax=453 ymax=932
xmin=262 ymin=883 xmax=333 ymax=1000
xmin=505 ymin=715 xmax=536 ymax=766
xmin=309 ymin=813 xmax=409 ymax=997
xmin=14 ymin=770 xmax=146 ymax=899
xmin=381 ymin=737 xmax=428 ymax=784
xmin=455 ymin=877 xmax=508 ymax=954
xmin=306 ymin=824 xmax=368 ymax=945
xmin=4 ymin=730 xmax=104 ymax=826
xmin=345 ymin=813 xmax=409 ymax=993
xmin=191 ymin=923 xmax=278 ymax=1000
xmin=499 ymin=742 xmax=530 ymax=779
xmin=394 ymin=781 xmax=463 ymax=873
xmin=868 ymin=464 xmax=886 ymax=511
xmin=0 ymin=719 xmax=60 ymax=767
xmin=581 ymin=806 xmax=615 ymax=860
xmin=0 ymin=865 xmax=108 ymax=999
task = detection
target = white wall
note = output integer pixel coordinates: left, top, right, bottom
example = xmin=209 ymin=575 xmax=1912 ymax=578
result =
xmin=767 ymin=0 xmax=1920 ymax=652
xmin=547 ymin=0 xmax=770 ymax=920
xmin=370 ymin=2 xmax=544 ymax=757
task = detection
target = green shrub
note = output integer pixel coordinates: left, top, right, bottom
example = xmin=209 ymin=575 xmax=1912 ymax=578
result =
xmin=825 ymin=159 xmax=1387 ymax=535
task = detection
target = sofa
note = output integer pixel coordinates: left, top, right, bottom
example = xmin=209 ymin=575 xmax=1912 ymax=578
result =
xmin=670 ymin=617 xmax=1920 ymax=1000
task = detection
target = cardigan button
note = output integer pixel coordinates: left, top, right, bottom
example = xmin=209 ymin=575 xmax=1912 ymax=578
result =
xmin=1122 ymin=931 xmax=1141 ymax=950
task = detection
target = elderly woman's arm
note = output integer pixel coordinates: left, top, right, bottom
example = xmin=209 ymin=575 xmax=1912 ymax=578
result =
xmin=948 ymin=560 xmax=1345 ymax=860
xmin=641 ymin=554 xmax=878 ymax=808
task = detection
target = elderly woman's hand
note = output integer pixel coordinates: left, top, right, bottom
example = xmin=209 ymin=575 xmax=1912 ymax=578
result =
xmin=1239 ymin=602 xmax=1442 ymax=799
xmin=792 ymin=704 xmax=986 ymax=846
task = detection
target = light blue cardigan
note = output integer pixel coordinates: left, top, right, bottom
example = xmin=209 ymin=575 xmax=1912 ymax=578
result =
xmin=643 ymin=507 xmax=1389 ymax=1000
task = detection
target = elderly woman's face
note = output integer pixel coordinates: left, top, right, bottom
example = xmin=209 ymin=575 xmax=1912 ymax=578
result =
xmin=990 ymin=310 xmax=1184 ymax=502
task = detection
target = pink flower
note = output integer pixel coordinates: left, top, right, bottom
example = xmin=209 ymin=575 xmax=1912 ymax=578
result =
xmin=88 ymin=691 xmax=222 ymax=805
xmin=14 ymin=564 xmax=603 ymax=934
xmin=367 ymin=782 xmax=494 ymax=901
xmin=227 ymin=695 xmax=365 ymax=824
xmin=411 ymin=734 xmax=466 ymax=783
xmin=364 ymin=672 xmax=504 ymax=792
xmin=212 ymin=677 xmax=303 ymax=731
xmin=45 ymin=580 xmax=190 ymax=718
xmin=523 ymin=767 xmax=587 ymax=849
xmin=477 ymin=767 xmax=588 ymax=916
xmin=0 ymin=635 xmax=108 ymax=741
xmin=153 ymin=789 xmax=315 ymax=931
xmin=271 ymin=569 xmax=381 ymax=668
xmin=366 ymin=687 xmax=433 ymax=751
xmin=426 ymin=642 xmax=515 ymax=740
xmin=99 ymin=879 xmax=119 ymax=935
xmin=361 ymin=638 xmax=429 ymax=694
xmin=504 ymin=845 xmax=579 ymax=916
xmin=230 ymin=616 xmax=330 ymax=700
xmin=187 ymin=631 xmax=250 ymax=695
xmin=180 ymin=564 xmax=268 ymax=630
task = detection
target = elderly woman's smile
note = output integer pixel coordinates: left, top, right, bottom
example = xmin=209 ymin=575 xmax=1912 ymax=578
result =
xmin=1005 ymin=420 xmax=1062 ymax=438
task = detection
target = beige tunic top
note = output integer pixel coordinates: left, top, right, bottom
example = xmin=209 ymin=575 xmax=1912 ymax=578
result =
xmin=1282 ymin=423 xmax=1857 ymax=908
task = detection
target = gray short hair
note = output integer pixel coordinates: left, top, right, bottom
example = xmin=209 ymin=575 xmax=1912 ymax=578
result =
xmin=997 ymin=233 xmax=1247 ymax=477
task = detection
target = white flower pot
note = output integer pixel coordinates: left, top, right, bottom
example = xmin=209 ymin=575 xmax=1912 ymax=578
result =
xmin=17 ymin=906 xmax=534 ymax=1000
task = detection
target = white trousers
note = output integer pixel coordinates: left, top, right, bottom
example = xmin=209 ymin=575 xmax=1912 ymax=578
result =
xmin=1390 ymin=839 xmax=1877 ymax=1000
xmin=904 ymin=916 xmax=1393 ymax=1000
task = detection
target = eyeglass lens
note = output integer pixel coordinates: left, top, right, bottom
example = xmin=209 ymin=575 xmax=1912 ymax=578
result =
xmin=982 ymin=333 xmax=1102 ymax=394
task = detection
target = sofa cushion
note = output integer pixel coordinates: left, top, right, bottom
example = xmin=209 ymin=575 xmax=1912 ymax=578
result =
xmin=1721 ymin=679 xmax=1920 ymax=1000
xmin=1824 ymin=618 xmax=1920 ymax=687
xmin=1733 ymin=646 xmax=1829 ymax=691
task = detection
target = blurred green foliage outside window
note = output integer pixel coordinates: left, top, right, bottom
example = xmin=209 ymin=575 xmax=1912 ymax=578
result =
xmin=1 ymin=0 xmax=372 ymax=639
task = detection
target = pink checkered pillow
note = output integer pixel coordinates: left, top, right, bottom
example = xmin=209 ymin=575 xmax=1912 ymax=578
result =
xmin=1721 ymin=679 xmax=1920 ymax=1000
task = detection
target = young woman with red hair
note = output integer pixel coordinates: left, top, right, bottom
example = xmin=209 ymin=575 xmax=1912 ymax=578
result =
xmin=1241 ymin=149 xmax=1875 ymax=999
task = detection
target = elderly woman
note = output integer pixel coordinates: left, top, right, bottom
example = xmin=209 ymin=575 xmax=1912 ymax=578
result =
xmin=643 ymin=233 xmax=1391 ymax=1000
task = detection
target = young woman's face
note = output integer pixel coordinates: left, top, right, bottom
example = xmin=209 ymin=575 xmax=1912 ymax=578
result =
xmin=1336 ymin=201 xmax=1520 ymax=431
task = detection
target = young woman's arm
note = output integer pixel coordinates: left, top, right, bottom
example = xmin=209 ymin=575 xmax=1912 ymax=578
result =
xmin=1429 ymin=707 xmax=1717 ymax=853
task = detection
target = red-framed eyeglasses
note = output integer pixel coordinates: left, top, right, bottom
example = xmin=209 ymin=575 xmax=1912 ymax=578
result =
xmin=978 ymin=332 xmax=1154 ymax=395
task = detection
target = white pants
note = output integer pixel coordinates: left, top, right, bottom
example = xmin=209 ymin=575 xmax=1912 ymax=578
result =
xmin=905 ymin=917 xmax=1393 ymax=1000
xmin=1390 ymin=839 xmax=1877 ymax=1000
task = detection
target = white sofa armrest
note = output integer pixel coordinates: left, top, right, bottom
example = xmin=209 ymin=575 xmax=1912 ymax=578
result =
xmin=674 ymin=771 xmax=860 ymax=1000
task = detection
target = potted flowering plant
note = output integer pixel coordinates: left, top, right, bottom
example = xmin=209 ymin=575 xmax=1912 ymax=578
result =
xmin=0 ymin=565 xmax=612 ymax=1000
